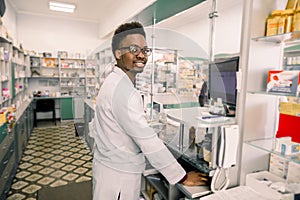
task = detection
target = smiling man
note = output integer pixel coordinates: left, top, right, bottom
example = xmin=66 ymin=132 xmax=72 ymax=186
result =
xmin=92 ymin=22 xmax=203 ymax=200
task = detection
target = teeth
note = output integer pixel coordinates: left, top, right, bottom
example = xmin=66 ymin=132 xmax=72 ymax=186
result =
xmin=135 ymin=62 xmax=144 ymax=67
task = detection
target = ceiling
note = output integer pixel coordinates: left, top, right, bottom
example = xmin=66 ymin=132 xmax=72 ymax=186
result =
xmin=9 ymin=0 xmax=157 ymax=24
xmin=9 ymin=0 xmax=240 ymax=36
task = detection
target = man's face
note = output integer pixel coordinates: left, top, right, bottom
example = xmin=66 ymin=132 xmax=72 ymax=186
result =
xmin=116 ymin=34 xmax=149 ymax=74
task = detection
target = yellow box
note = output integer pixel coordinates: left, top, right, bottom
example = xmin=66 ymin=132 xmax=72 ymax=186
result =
xmin=279 ymin=102 xmax=300 ymax=116
xmin=0 ymin=108 xmax=8 ymax=124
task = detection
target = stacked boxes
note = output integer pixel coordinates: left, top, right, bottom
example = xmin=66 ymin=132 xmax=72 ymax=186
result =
xmin=269 ymin=153 xmax=289 ymax=179
xmin=267 ymin=70 xmax=300 ymax=96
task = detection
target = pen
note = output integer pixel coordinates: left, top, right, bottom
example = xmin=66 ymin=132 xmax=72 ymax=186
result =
xmin=201 ymin=115 xmax=222 ymax=119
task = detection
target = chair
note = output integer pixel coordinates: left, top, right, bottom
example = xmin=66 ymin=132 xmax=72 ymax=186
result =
xmin=34 ymin=99 xmax=56 ymax=127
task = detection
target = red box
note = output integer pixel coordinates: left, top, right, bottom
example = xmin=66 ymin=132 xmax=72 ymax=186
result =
xmin=276 ymin=113 xmax=300 ymax=143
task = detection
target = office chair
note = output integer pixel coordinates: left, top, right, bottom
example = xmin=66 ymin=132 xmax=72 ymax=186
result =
xmin=34 ymin=99 xmax=56 ymax=127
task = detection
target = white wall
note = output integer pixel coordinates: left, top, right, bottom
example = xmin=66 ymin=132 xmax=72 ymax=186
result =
xmin=2 ymin=0 xmax=17 ymax=39
xmin=17 ymin=14 xmax=100 ymax=58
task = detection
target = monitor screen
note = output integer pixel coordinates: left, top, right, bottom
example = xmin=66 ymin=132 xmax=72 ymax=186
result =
xmin=209 ymin=56 xmax=239 ymax=109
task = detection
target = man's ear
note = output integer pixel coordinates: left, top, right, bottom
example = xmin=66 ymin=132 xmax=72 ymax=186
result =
xmin=115 ymin=50 xmax=122 ymax=60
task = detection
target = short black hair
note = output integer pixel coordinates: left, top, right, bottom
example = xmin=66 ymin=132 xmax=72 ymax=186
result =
xmin=112 ymin=21 xmax=146 ymax=58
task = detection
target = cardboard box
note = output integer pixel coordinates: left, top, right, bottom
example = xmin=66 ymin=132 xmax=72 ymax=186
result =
xmin=246 ymin=171 xmax=294 ymax=200
xmin=280 ymin=102 xmax=300 ymax=117
xmin=267 ymin=70 xmax=300 ymax=95
xmin=276 ymin=114 xmax=300 ymax=143
xmin=269 ymin=153 xmax=289 ymax=179
xmin=287 ymin=161 xmax=300 ymax=183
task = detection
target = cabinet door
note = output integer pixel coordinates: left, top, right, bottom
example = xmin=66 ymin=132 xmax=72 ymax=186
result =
xmin=61 ymin=98 xmax=74 ymax=120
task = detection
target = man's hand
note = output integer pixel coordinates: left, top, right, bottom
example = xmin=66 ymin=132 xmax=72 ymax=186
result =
xmin=182 ymin=171 xmax=208 ymax=186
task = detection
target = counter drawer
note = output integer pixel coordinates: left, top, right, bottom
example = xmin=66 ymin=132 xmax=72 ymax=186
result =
xmin=0 ymin=132 xmax=14 ymax=163
xmin=0 ymin=147 xmax=16 ymax=199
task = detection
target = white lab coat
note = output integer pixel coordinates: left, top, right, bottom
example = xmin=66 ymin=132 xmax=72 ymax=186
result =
xmin=92 ymin=67 xmax=186 ymax=200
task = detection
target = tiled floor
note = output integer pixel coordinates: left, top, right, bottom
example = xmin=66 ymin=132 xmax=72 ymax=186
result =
xmin=6 ymin=121 xmax=93 ymax=200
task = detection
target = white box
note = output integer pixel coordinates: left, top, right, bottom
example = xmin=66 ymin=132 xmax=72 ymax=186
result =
xmin=269 ymin=153 xmax=289 ymax=178
xmin=287 ymin=162 xmax=300 ymax=184
xmin=246 ymin=171 xmax=294 ymax=200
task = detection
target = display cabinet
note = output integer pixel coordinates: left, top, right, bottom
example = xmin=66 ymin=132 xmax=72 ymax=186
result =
xmin=29 ymin=56 xmax=60 ymax=99
xmin=11 ymin=46 xmax=30 ymax=109
xmin=59 ymin=58 xmax=86 ymax=97
xmin=85 ymin=59 xmax=97 ymax=98
xmin=29 ymin=56 xmax=98 ymax=121
xmin=0 ymin=36 xmax=13 ymax=108
xmin=239 ymin=0 xmax=300 ymax=184
xmin=136 ymin=48 xmax=178 ymax=94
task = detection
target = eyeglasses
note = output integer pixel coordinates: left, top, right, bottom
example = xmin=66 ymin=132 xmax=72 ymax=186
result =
xmin=119 ymin=45 xmax=152 ymax=56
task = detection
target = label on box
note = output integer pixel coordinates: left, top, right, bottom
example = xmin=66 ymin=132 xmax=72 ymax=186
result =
xmin=267 ymin=70 xmax=300 ymax=95
xmin=280 ymin=102 xmax=300 ymax=117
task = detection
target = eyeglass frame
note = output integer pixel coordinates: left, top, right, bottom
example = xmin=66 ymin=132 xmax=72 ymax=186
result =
xmin=119 ymin=44 xmax=152 ymax=56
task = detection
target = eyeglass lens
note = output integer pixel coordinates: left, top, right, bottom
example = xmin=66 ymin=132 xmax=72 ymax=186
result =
xmin=129 ymin=45 xmax=151 ymax=56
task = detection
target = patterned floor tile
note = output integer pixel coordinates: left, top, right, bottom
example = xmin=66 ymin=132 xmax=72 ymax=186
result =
xmin=11 ymin=181 xmax=29 ymax=190
xmin=6 ymin=193 xmax=26 ymax=200
xmin=50 ymin=170 xmax=67 ymax=178
xmin=62 ymin=173 xmax=79 ymax=181
xmin=15 ymin=171 xmax=31 ymax=179
xmin=50 ymin=180 xmax=68 ymax=188
xmin=37 ymin=177 xmax=55 ymax=185
xmin=22 ymin=184 xmax=41 ymax=194
xmin=7 ymin=121 xmax=93 ymax=200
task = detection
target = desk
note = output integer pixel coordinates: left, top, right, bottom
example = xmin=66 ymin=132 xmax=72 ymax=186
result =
xmin=152 ymin=93 xmax=199 ymax=111
xmin=33 ymin=96 xmax=74 ymax=121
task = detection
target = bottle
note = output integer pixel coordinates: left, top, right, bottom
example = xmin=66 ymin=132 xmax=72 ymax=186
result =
xmin=198 ymin=81 xmax=207 ymax=107
xmin=189 ymin=126 xmax=196 ymax=149
xmin=266 ymin=10 xmax=283 ymax=36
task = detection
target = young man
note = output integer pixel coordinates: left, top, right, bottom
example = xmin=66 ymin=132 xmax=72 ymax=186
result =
xmin=92 ymin=21 xmax=203 ymax=200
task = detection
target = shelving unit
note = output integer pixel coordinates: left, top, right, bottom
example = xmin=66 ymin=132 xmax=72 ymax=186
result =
xmin=28 ymin=56 xmax=98 ymax=121
xmin=136 ymin=48 xmax=178 ymax=94
xmin=240 ymin=0 xmax=300 ymax=184
xmin=0 ymin=35 xmax=34 ymax=199
xmin=0 ymin=36 xmax=13 ymax=108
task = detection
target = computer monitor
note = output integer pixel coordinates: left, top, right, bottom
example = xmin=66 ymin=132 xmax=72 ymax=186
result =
xmin=208 ymin=56 xmax=239 ymax=116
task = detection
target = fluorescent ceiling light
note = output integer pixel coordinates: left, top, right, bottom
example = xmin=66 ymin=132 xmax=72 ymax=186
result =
xmin=49 ymin=1 xmax=76 ymax=13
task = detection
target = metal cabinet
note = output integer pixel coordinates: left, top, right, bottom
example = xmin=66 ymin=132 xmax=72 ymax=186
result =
xmin=0 ymin=124 xmax=16 ymax=200
xmin=0 ymin=101 xmax=33 ymax=200
xmin=61 ymin=97 xmax=74 ymax=120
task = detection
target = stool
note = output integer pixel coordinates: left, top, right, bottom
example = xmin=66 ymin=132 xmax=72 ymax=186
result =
xmin=34 ymin=99 xmax=56 ymax=127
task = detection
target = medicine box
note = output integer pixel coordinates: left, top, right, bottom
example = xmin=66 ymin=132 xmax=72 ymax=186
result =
xmin=246 ymin=171 xmax=294 ymax=200
xmin=269 ymin=153 xmax=289 ymax=179
xmin=287 ymin=161 xmax=300 ymax=184
xmin=280 ymin=102 xmax=300 ymax=117
xmin=277 ymin=114 xmax=300 ymax=143
xmin=267 ymin=70 xmax=300 ymax=95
